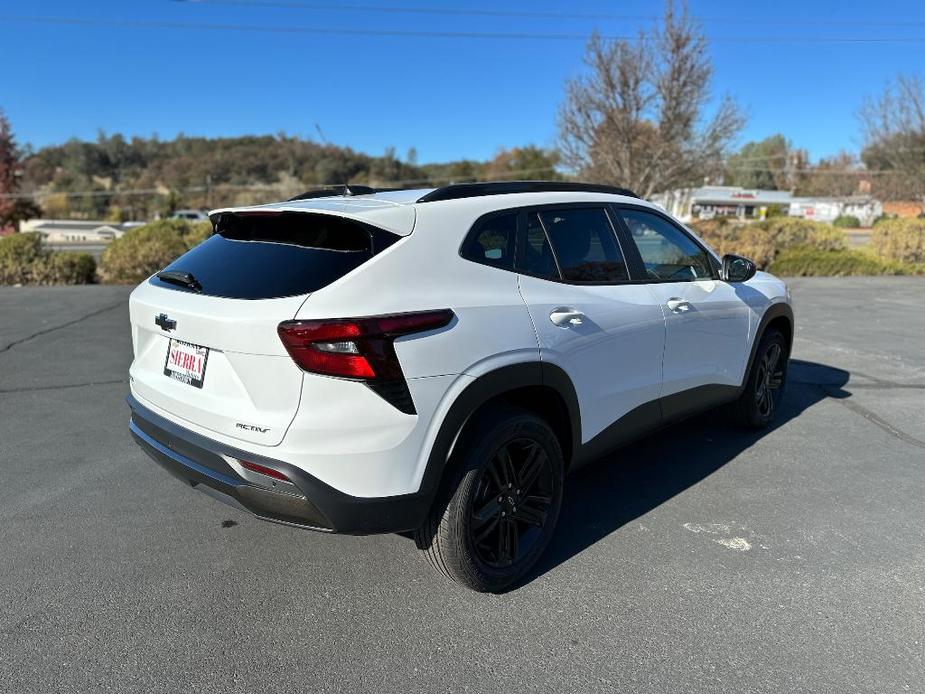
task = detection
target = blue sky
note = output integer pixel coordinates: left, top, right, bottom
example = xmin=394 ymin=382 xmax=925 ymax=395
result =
xmin=2 ymin=0 xmax=924 ymax=164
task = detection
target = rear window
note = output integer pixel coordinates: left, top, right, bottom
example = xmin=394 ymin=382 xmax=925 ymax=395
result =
xmin=150 ymin=212 xmax=399 ymax=299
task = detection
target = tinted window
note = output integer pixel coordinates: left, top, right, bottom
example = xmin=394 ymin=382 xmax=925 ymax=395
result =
xmin=619 ymin=209 xmax=714 ymax=281
xmin=537 ymin=208 xmax=628 ymax=282
xmin=461 ymin=213 xmax=516 ymax=271
xmin=521 ymin=212 xmax=560 ymax=280
xmin=150 ymin=212 xmax=398 ymax=299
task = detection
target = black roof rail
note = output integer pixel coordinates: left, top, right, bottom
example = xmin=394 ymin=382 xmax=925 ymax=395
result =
xmin=287 ymin=184 xmax=378 ymax=201
xmin=415 ymin=180 xmax=638 ymax=203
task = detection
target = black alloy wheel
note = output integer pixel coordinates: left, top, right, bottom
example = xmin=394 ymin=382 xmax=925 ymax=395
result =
xmin=754 ymin=341 xmax=785 ymax=420
xmin=732 ymin=328 xmax=788 ymax=429
xmin=469 ymin=438 xmax=555 ymax=568
xmin=415 ymin=406 xmax=564 ymax=592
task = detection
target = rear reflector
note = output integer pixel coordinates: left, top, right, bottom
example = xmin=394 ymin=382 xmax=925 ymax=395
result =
xmin=240 ymin=460 xmax=291 ymax=482
xmin=277 ymin=309 xmax=453 ymax=381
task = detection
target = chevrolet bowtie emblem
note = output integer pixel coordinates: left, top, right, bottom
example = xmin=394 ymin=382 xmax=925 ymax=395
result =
xmin=155 ymin=313 xmax=177 ymax=332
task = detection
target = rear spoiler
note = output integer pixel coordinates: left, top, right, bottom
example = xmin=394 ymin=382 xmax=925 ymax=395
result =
xmin=208 ymin=201 xmax=416 ymax=236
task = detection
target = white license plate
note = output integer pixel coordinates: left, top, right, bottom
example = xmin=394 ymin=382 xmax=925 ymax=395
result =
xmin=164 ymin=339 xmax=209 ymax=389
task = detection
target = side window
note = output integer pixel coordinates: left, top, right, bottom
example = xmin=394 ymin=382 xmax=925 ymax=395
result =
xmin=461 ymin=212 xmax=517 ymax=271
xmin=521 ymin=213 xmax=560 ymax=280
xmin=538 ymin=207 xmax=629 ymax=282
xmin=618 ymin=209 xmax=714 ymax=281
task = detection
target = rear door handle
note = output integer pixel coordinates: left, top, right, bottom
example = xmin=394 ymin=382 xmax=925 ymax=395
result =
xmin=666 ymin=298 xmax=692 ymax=313
xmin=549 ymin=307 xmax=586 ymax=327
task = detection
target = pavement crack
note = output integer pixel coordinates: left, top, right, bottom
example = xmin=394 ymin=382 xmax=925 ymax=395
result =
xmin=822 ymin=386 xmax=925 ymax=450
xmin=0 ymin=378 xmax=127 ymax=394
xmin=0 ymin=300 xmax=124 ymax=355
xmin=791 ymin=379 xmax=925 ymax=390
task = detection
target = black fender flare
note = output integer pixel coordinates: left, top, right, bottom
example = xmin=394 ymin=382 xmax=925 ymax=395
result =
xmin=739 ymin=301 xmax=795 ymax=393
xmin=416 ymin=361 xmax=582 ymax=509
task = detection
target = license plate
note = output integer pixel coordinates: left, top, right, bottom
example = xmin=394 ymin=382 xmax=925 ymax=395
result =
xmin=164 ymin=339 xmax=209 ymax=389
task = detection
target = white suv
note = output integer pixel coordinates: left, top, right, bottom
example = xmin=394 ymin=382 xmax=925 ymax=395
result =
xmin=127 ymin=181 xmax=793 ymax=592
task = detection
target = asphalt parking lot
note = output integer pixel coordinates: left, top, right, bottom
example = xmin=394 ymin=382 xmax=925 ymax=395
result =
xmin=1 ymin=278 xmax=923 ymax=693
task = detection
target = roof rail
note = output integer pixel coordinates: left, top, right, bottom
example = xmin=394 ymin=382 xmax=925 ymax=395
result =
xmin=287 ymin=184 xmax=378 ymax=201
xmin=415 ymin=180 xmax=638 ymax=203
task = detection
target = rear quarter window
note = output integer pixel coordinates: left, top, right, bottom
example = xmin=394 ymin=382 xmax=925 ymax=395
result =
xmin=150 ymin=212 xmax=399 ymax=299
xmin=460 ymin=212 xmax=517 ymax=271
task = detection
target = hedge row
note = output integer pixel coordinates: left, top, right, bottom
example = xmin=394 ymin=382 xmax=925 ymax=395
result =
xmin=870 ymin=218 xmax=925 ymax=264
xmin=690 ymin=217 xmax=847 ymax=269
xmin=0 ymin=233 xmax=96 ymax=285
xmin=98 ymin=219 xmax=211 ymax=283
xmin=767 ymin=247 xmax=924 ymax=277
xmin=3 ymin=214 xmax=923 ymax=285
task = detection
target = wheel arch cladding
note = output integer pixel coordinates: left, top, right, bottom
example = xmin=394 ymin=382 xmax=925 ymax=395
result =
xmin=420 ymin=362 xmax=581 ymax=513
xmin=742 ymin=302 xmax=794 ymax=392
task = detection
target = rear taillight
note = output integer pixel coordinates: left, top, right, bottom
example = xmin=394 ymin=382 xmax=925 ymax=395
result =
xmin=277 ymin=310 xmax=454 ymax=412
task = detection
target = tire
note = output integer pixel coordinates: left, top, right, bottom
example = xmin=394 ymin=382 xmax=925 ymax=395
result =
xmin=414 ymin=405 xmax=564 ymax=593
xmin=732 ymin=328 xmax=788 ymax=429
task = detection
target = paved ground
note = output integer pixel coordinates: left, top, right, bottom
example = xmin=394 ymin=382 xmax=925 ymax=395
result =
xmin=1 ymin=278 xmax=923 ymax=694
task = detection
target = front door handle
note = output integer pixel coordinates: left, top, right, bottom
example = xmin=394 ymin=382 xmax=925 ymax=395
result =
xmin=666 ymin=298 xmax=692 ymax=313
xmin=549 ymin=307 xmax=586 ymax=327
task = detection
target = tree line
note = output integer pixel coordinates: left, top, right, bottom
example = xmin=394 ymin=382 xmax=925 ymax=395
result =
xmin=5 ymin=132 xmax=559 ymax=223
xmin=1 ymin=0 xmax=923 ymax=230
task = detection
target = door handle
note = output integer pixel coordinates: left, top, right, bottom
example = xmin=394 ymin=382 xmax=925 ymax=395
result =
xmin=666 ymin=298 xmax=692 ymax=313
xmin=549 ymin=307 xmax=586 ymax=327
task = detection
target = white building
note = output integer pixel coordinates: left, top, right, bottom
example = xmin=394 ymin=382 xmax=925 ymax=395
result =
xmin=19 ymin=219 xmax=131 ymax=244
xmin=788 ymin=196 xmax=882 ymax=227
xmin=653 ymin=186 xmax=884 ymax=227
xmin=652 ymin=186 xmax=795 ymax=222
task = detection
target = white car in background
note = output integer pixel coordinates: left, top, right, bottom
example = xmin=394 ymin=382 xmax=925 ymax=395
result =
xmin=126 ymin=181 xmax=793 ymax=592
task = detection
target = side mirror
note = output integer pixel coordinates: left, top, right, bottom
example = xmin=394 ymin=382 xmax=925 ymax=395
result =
xmin=721 ymin=254 xmax=757 ymax=283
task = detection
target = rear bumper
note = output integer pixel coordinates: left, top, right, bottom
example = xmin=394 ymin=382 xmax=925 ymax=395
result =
xmin=126 ymin=395 xmax=434 ymax=534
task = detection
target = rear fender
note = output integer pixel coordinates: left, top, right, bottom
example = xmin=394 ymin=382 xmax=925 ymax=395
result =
xmin=415 ymin=362 xmax=581 ymax=514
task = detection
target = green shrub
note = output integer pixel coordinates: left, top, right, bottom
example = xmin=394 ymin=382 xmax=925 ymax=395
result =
xmin=764 ymin=204 xmax=788 ymax=219
xmin=759 ymin=217 xmax=847 ymax=250
xmin=832 ymin=215 xmax=862 ymax=229
xmin=692 ymin=217 xmax=847 ymax=269
xmin=0 ymin=233 xmax=46 ymax=284
xmin=37 ymin=252 xmax=97 ymax=284
xmin=99 ymin=219 xmax=211 ymax=283
xmin=183 ymin=220 xmax=213 ymax=247
xmin=0 ymin=233 xmax=96 ymax=285
xmin=870 ymin=218 xmax=925 ymax=264
xmin=768 ymin=247 xmax=922 ymax=277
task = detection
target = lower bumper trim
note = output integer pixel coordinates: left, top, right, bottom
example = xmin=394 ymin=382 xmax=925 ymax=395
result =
xmin=129 ymin=417 xmax=333 ymax=531
xmin=126 ymin=394 xmax=435 ymax=534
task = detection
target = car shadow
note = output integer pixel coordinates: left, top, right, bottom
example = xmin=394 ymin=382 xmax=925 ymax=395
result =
xmin=517 ymin=359 xmax=851 ymax=588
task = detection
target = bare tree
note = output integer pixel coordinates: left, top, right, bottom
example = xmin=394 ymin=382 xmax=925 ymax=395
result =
xmin=558 ymin=2 xmax=744 ymax=198
xmin=859 ymin=75 xmax=925 ymax=200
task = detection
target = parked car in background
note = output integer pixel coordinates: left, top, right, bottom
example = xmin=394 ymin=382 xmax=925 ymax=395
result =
xmin=168 ymin=209 xmax=210 ymax=221
xmin=126 ymin=181 xmax=793 ymax=592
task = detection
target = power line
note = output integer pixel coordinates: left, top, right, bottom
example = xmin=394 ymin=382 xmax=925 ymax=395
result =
xmin=172 ymin=0 xmax=925 ymax=28
xmin=3 ymin=14 xmax=925 ymax=43
xmin=172 ymin=0 xmax=650 ymax=21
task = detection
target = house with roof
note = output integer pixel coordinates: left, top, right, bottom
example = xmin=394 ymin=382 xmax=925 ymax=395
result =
xmin=19 ymin=219 xmax=131 ymax=243
xmin=653 ymin=185 xmax=884 ymax=227
xmin=788 ymin=196 xmax=883 ymax=227
xmin=652 ymin=186 xmax=795 ymax=222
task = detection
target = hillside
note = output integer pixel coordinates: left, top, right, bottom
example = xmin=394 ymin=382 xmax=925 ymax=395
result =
xmin=22 ymin=133 xmax=559 ymax=221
